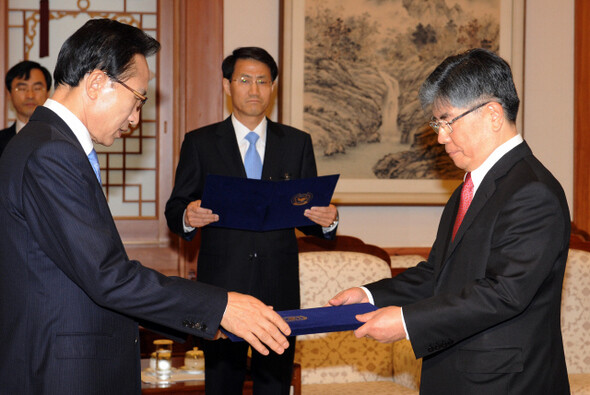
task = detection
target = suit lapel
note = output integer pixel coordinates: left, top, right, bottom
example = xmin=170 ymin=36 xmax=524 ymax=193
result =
xmin=8 ymin=123 xmax=16 ymax=138
xmin=30 ymin=107 xmax=109 ymax=203
xmin=215 ymin=117 xmax=247 ymax=177
xmin=261 ymin=119 xmax=286 ymax=180
xmin=213 ymin=117 xmax=288 ymax=180
xmin=448 ymin=177 xmax=496 ymax=249
xmin=440 ymin=141 xmax=532 ymax=270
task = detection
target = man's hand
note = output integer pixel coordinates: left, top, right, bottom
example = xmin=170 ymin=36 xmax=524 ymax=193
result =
xmin=220 ymin=292 xmax=291 ymax=356
xmin=304 ymin=204 xmax=338 ymax=227
xmin=185 ymin=200 xmax=219 ymax=228
xmin=353 ymin=306 xmax=406 ymax=343
xmin=327 ymin=287 xmax=369 ymax=307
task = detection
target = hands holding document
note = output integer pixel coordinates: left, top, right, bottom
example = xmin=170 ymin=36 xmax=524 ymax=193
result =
xmin=220 ymin=292 xmax=291 ymax=356
xmin=329 ymin=288 xmax=406 ymax=343
xmin=185 ymin=199 xmax=338 ymax=230
xmin=304 ymin=204 xmax=338 ymax=227
xmin=184 ymin=200 xmax=218 ymax=228
xmin=198 ymin=174 xmax=339 ymax=231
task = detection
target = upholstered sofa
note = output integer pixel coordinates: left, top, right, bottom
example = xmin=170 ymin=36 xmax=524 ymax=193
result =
xmin=561 ymin=234 xmax=590 ymax=394
xmin=295 ymin=236 xmax=423 ymax=394
xmin=295 ymin=233 xmax=590 ymax=394
xmin=295 ymin=249 xmax=419 ymax=394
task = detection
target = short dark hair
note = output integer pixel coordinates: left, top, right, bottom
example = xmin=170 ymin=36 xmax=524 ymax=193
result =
xmin=419 ymin=48 xmax=520 ymax=122
xmin=5 ymin=61 xmax=52 ymax=92
xmin=53 ymin=18 xmax=160 ymax=88
xmin=222 ymin=47 xmax=278 ymax=81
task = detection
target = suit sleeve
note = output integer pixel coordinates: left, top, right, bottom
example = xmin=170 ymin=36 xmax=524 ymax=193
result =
xmin=366 ymin=248 xmax=437 ymax=306
xmin=295 ymin=132 xmax=336 ymax=239
xmin=23 ymin=141 xmax=226 ymax=339
xmin=165 ymin=134 xmax=202 ymax=240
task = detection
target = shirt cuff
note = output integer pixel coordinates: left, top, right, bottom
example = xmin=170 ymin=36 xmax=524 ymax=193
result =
xmin=183 ymin=208 xmax=196 ymax=233
xmin=359 ymin=286 xmax=375 ymax=305
xmin=400 ymin=307 xmax=410 ymax=340
xmin=360 ymin=286 xmax=410 ymax=341
xmin=322 ymin=213 xmax=339 ymax=233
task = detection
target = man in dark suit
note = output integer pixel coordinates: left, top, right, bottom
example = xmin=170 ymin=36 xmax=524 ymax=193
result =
xmin=165 ymin=47 xmax=339 ymax=394
xmin=0 ymin=20 xmax=292 ymax=395
xmin=330 ymin=48 xmax=570 ymax=394
xmin=0 ymin=60 xmax=51 ymax=157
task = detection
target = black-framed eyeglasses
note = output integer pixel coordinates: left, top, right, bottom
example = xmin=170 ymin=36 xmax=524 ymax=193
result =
xmin=106 ymin=74 xmax=148 ymax=112
xmin=429 ymin=101 xmax=490 ymax=135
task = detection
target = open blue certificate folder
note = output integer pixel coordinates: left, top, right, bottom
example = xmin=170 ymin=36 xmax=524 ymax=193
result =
xmin=200 ymin=174 xmax=339 ymax=231
xmin=224 ymin=303 xmax=377 ymax=342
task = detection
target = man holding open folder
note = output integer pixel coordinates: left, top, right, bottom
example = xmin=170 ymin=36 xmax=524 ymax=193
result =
xmin=165 ymin=47 xmax=339 ymax=395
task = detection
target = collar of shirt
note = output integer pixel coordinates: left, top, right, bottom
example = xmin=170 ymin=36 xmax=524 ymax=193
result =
xmin=44 ymin=98 xmax=94 ymax=156
xmin=469 ymin=134 xmax=524 ymax=194
xmin=231 ymin=114 xmax=267 ymax=162
xmin=15 ymin=119 xmax=26 ymax=134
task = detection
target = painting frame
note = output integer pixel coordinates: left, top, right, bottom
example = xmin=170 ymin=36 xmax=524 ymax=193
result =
xmin=280 ymin=0 xmax=525 ymax=205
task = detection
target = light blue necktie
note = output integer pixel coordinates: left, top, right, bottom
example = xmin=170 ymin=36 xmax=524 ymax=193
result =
xmin=88 ymin=148 xmax=102 ymax=185
xmin=244 ymin=132 xmax=262 ymax=179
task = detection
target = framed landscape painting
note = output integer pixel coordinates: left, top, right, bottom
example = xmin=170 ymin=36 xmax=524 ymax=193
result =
xmin=280 ymin=0 xmax=524 ymax=204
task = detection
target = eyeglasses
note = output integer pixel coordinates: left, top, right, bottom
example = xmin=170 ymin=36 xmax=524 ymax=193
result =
xmin=106 ymin=74 xmax=148 ymax=112
xmin=231 ymin=77 xmax=272 ymax=87
xmin=429 ymin=101 xmax=490 ymax=135
xmin=14 ymin=85 xmax=47 ymax=93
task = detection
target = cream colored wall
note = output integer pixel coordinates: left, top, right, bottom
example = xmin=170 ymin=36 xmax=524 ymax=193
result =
xmin=223 ymin=0 xmax=280 ymax=120
xmin=523 ymin=1 xmax=574 ymax=212
xmin=224 ymin=0 xmax=575 ymax=247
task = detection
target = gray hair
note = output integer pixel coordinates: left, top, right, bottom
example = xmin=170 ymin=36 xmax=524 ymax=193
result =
xmin=419 ymin=48 xmax=519 ymax=122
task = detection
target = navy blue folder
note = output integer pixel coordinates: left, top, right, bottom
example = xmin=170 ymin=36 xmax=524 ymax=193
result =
xmin=200 ymin=174 xmax=339 ymax=231
xmin=223 ymin=303 xmax=377 ymax=341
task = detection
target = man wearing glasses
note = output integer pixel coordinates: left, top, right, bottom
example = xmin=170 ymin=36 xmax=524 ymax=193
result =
xmin=329 ymin=48 xmax=570 ymax=394
xmin=0 ymin=61 xmax=52 ymax=157
xmin=0 ymin=20 xmax=292 ymax=395
xmin=166 ymin=47 xmax=339 ymax=395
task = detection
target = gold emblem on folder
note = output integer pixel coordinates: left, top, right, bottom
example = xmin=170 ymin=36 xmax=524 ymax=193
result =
xmin=283 ymin=315 xmax=308 ymax=322
xmin=291 ymin=193 xmax=313 ymax=206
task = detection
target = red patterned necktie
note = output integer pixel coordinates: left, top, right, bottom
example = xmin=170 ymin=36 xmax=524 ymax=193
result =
xmin=452 ymin=172 xmax=473 ymax=241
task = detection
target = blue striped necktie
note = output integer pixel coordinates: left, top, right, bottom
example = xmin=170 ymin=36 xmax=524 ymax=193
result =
xmin=244 ymin=132 xmax=262 ymax=179
xmin=87 ymin=148 xmax=102 ymax=185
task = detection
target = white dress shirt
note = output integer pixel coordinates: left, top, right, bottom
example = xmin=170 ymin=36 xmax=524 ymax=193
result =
xmin=232 ymin=114 xmax=267 ymax=163
xmin=15 ymin=119 xmax=26 ymax=134
xmin=43 ymin=99 xmax=94 ymax=156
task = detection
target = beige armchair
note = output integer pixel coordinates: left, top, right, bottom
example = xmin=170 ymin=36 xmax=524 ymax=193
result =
xmin=387 ymin=230 xmax=590 ymax=394
xmin=295 ymin=236 xmax=421 ymax=394
xmin=562 ymin=232 xmax=590 ymax=394
xmin=295 ymin=230 xmax=590 ymax=394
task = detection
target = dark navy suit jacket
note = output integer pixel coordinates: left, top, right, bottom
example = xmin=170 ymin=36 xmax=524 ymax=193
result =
xmin=367 ymin=142 xmax=570 ymax=394
xmin=0 ymin=122 xmax=16 ymax=158
xmin=0 ymin=107 xmax=229 ymax=394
